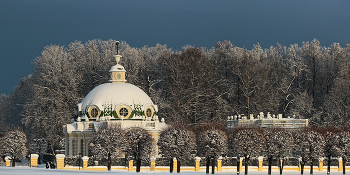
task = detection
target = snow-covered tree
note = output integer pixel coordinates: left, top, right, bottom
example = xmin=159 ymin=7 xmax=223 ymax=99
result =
xmin=322 ymin=77 xmax=350 ymax=126
xmin=197 ymin=123 xmax=227 ymax=158
xmin=89 ymin=123 xmax=127 ymax=170
xmin=196 ymin=123 xmax=227 ymax=174
xmin=157 ymin=124 xmax=196 ymax=172
xmin=265 ymin=129 xmax=294 ymax=175
xmin=22 ymin=44 xmax=80 ymax=148
xmin=294 ymin=129 xmax=325 ymax=175
xmin=159 ymin=47 xmax=222 ymax=123
xmin=318 ymin=126 xmax=340 ymax=174
xmin=230 ymin=127 xmax=265 ymax=175
xmin=0 ymin=128 xmax=28 ymax=167
xmin=0 ymin=94 xmax=9 ymax=129
xmin=329 ymin=131 xmax=350 ymax=174
xmin=124 ymin=127 xmax=153 ymax=172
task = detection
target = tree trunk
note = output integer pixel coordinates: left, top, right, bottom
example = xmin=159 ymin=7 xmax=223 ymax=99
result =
xmin=268 ymin=156 xmax=272 ymax=175
xmin=177 ymin=159 xmax=181 ymax=173
xmin=300 ymin=159 xmax=304 ymax=175
xmin=170 ymin=158 xmax=173 ymax=173
xmin=237 ymin=157 xmax=240 ymax=175
xmin=11 ymin=157 xmax=15 ymax=167
xmin=343 ymin=156 xmax=346 ymax=175
xmin=211 ymin=157 xmax=215 ymax=174
xmin=107 ymin=152 xmax=111 ymax=171
xmin=327 ymin=156 xmax=331 ymax=174
xmin=206 ymin=156 xmax=210 ymax=174
xmin=136 ymin=159 xmax=141 ymax=172
xmin=245 ymin=156 xmax=249 ymax=175
xmin=310 ymin=158 xmax=313 ymax=175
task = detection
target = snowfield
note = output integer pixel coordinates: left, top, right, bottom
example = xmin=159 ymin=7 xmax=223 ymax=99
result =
xmin=0 ymin=167 xmax=347 ymax=175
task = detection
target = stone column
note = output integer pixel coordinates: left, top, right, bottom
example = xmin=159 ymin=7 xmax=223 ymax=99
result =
xmin=128 ymin=160 xmax=134 ymax=171
xmin=258 ymin=156 xmax=263 ymax=171
xmin=318 ymin=158 xmax=324 ymax=171
xmin=30 ymin=154 xmax=39 ymax=167
xmin=69 ymin=138 xmax=73 ymax=157
xmin=82 ymin=156 xmax=89 ymax=170
xmin=150 ymin=156 xmax=156 ymax=171
xmin=77 ymin=139 xmax=81 ymax=156
xmin=65 ymin=135 xmax=69 ymax=157
xmin=217 ymin=157 xmax=222 ymax=171
xmin=173 ymin=157 xmax=177 ymax=172
xmin=195 ymin=157 xmax=201 ymax=172
xmin=56 ymin=154 xmax=65 ymax=169
xmin=338 ymin=157 xmax=343 ymax=171
xmin=5 ymin=156 xmax=11 ymax=167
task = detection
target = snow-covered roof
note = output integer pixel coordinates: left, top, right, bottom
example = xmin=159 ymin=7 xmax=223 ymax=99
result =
xmin=80 ymin=83 xmax=155 ymax=112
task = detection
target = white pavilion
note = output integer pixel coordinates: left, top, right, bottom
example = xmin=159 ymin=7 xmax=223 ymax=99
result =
xmin=63 ymin=46 xmax=167 ymax=157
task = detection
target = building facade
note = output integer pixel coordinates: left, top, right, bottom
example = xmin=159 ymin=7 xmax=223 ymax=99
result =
xmin=226 ymin=112 xmax=308 ymax=130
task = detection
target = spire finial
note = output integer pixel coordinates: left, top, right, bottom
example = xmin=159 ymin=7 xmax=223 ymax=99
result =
xmin=116 ymin=41 xmax=120 ymax=55
xmin=114 ymin=41 xmax=121 ymax=64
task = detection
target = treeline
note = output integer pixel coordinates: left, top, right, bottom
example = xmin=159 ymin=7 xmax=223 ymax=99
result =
xmin=158 ymin=124 xmax=350 ymax=175
xmin=0 ymin=39 xmax=349 ymax=148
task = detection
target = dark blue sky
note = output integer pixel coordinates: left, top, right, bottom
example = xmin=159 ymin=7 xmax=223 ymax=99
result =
xmin=1 ymin=0 xmax=350 ymax=95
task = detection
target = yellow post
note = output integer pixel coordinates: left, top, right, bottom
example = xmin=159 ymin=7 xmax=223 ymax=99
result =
xmin=150 ymin=157 xmax=156 ymax=171
xmin=195 ymin=157 xmax=201 ymax=172
xmin=338 ymin=157 xmax=343 ymax=171
xmin=128 ymin=160 xmax=134 ymax=171
xmin=30 ymin=154 xmax=39 ymax=167
xmin=173 ymin=158 xmax=177 ymax=172
xmin=5 ymin=156 xmax=11 ymax=167
xmin=217 ymin=157 xmax=222 ymax=171
xmin=56 ymin=154 xmax=65 ymax=169
xmin=240 ymin=157 xmax=243 ymax=172
xmin=319 ymin=158 xmax=324 ymax=171
xmin=82 ymin=156 xmax=89 ymax=169
xmin=258 ymin=156 xmax=263 ymax=171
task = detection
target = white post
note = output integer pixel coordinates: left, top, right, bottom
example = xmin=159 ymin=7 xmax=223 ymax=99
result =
xmin=82 ymin=156 xmax=89 ymax=169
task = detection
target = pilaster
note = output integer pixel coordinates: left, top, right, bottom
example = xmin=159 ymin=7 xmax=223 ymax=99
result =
xmin=195 ymin=157 xmax=201 ymax=171
xmin=56 ymin=154 xmax=65 ymax=169
xmin=258 ymin=156 xmax=263 ymax=171
xmin=30 ymin=154 xmax=39 ymax=167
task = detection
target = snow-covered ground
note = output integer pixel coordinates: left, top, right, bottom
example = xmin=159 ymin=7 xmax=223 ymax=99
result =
xmin=0 ymin=166 xmax=347 ymax=175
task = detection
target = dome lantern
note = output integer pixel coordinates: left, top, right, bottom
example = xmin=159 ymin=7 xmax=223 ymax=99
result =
xmin=109 ymin=41 xmax=127 ymax=83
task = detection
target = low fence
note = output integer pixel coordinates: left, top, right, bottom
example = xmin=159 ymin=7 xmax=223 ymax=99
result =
xmin=3 ymin=154 xmax=350 ymax=173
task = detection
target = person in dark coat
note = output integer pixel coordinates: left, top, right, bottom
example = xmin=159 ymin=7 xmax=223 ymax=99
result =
xmin=49 ymin=162 xmax=55 ymax=169
xmin=45 ymin=162 xmax=49 ymax=169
